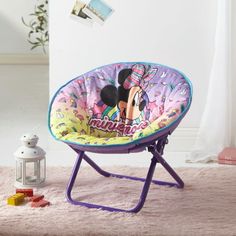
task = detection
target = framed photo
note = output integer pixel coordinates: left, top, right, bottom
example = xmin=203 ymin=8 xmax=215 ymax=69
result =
xmin=82 ymin=0 xmax=114 ymax=25
xmin=71 ymin=0 xmax=93 ymax=26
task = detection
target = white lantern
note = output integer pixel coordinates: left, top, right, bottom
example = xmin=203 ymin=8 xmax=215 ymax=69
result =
xmin=14 ymin=134 xmax=46 ymax=188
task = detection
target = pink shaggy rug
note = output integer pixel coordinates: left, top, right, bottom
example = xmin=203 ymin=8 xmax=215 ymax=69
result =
xmin=0 ymin=166 xmax=236 ymax=236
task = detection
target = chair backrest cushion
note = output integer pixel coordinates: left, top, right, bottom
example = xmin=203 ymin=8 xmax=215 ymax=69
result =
xmin=49 ymin=62 xmax=192 ymax=146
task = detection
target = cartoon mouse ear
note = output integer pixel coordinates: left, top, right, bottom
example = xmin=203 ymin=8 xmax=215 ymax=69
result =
xmin=100 ymin=85 xmax=118 ymax=107
xmin=118 ymin=69 xmax=132 ymax=85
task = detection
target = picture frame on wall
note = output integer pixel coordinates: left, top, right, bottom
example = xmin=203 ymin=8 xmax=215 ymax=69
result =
xmin=71 ymin=0 xmax=93 ymax=26
xmin=82 ymin=0 xmax=114 ymax=25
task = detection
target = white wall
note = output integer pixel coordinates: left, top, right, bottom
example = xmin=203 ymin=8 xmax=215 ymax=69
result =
xmin=232 ymin=1 xmax=236 ymax=145
xmin=50 ymin=0 xmax=217 ymax=128
xmin=0 ymin=0 xmax=43 ymax=53
xmin=48 ymin=0 xmax=219 ymax=166
xmin=0 ymin=1 xmax=49 ymax=167
xmin=0 ymin=65 xmax=49 ymax=167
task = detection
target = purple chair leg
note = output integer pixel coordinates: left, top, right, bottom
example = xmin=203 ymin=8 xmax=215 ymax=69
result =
xmin=152 ymin=150 xmax=184 ymax=188
xmin=82 ymin=153 xmax=181 ymax=188
xmin=66 ymin=137 xmax=184 ymax=213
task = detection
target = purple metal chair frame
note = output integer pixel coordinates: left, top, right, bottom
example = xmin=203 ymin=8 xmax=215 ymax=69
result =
xmin=66 ymin=135 xmax=184 ymax=213
xmin=48 ymin=62 xmax=192 ymax=213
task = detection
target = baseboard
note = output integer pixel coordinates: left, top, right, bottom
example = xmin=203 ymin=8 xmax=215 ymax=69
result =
xmin=166 ymin=127 xmax=198 ymax=152
xmin=0 ymin=54 xmax=49 ymax=65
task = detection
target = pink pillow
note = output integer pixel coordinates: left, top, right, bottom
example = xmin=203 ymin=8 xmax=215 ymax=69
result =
xmin=218 ymin=147 xmax=236 ymax=165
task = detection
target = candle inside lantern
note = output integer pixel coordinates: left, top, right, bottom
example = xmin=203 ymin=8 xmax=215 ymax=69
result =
xmin=14 ymin=134 xmax=46 ymax=188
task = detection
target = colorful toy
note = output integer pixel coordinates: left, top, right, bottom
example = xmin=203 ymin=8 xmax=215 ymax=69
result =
xmin=14 ymin=134 xmax=46 ymax=188
xmin=48 ymin=62 xmax=192 ymax=213
xmin=7 ymin=189 xmax=50 ymax=208
xmin=7 ymin=193 xmax=25 ymax=206
xmin=16 ymin=189 xmax=33 ymax=197
xmin=30 ymin=195 xmax=44 ymax=202
xmin=31 ymin=199 xmax=50 ymax=208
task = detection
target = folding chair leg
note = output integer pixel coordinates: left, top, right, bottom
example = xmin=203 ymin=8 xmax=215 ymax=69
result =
xmin=66 ymin=140 xmax=184 ymax=213
xmin=66 ymin=151 xmax=157 ymax=213
xmin=153 ymin=150 xmax=184 ymax=188
xmin=82 ymin=153 xmax=181 ymax=188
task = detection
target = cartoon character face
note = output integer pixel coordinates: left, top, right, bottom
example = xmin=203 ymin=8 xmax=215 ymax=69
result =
xmin=124 ymin=86 xmax=146 ymax=120
xmin=100 ymin=68 xmax=150 ymax=121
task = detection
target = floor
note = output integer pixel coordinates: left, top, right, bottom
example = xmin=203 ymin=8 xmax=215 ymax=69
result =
xmin=1 ymin=166 xmax=236 ymax=236
xmin=0 ymin=65 xmax=217 ymax=168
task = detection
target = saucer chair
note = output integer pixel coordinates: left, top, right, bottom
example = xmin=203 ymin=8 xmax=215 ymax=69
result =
xmin=48 ymin=62 xmax=192 ymax=213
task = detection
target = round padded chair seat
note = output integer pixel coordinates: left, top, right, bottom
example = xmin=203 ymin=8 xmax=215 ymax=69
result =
xmin=49 ymin=62 xmax=192 ymax=151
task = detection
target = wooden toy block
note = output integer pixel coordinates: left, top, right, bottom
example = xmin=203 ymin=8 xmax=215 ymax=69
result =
xmin=31 ymin=199 xmax=50 ymax=207
xmin=30 ymin=195 xmax=44 ymax=202
xmin=7 ymin=193 xmax=25 ymax=206
xmin=16 ymin=189 xmax=33 ymax=197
